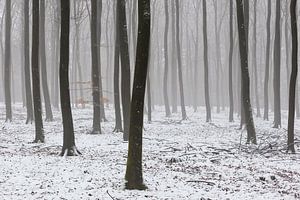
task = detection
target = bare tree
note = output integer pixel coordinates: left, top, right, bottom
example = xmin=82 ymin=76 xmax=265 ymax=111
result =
xmin=125 ymin=0 xmax=150 ymax=190
xmin=287 ymin=0 xmax=297 ymax=153
xmin=91 ymin=0 xmax=102 ymax=134
xmin=23 ymin=0 xmax=33 ymax=124
xmin=203 ymin=0 xmax=211 ymax=122
xmin=32 ymin=0 xmax=44 ymax=143
xmin=236 ymin=0 xmax=257 ymax=144
xmin=264 ymin=0 xmax=271 ymax=120
xmin=4 ymin=0 xmax=12 ymax=122
xmin=273 ymin=0 xmax=281 ymax=128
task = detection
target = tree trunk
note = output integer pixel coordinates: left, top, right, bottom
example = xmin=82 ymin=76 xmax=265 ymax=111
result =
xmin=40 ymin=0 xmax=53 ymax=121
xmin=113 ymin=0 xmax=123 ymax=132
xmin=171 ymin=1 xmax=177 ymax=113
xmin=229 ymin=0 xmax=234 ymax=122
xmin=96 ymin=0 xmax=107 ymax=122
xmin=203 ymin=0 xmax=211 ymax=122
xmin=24 ymin=0 xmax=34 ymax=124
xmin=32 ymin=0 xmax=44 ymax=143
xmin=236 ymin=0 xmax=257 ymax=144
xmin=287 ymin=0 xmax=297 ymax=153
xmin=253 ymin=0 xmax=261 ymax=117
xmin=163 ymin=0 xmax=171 ymax=117
xmin=273 ymin=0 xmax=281 ymax=128
xmin=118 ymin=0 xmax=131 ymax=141
xmin=91 ymin=0 xmax=102 ymax=134
xmin=125 ymin=0 xmax=150 ymax=190
xmin=4 ymin=0 xmax=12 ymax=122
xmin=59 ymin=0 xmax=80 ymax=156
xmin=264 ymin=0 xmax=271 ymax=120
xmin=175 ymin=0 xmax=187 ymax=120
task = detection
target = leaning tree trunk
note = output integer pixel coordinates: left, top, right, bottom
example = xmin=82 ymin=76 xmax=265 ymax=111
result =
xmin=264 ymin=0 xmax=271 ymax=120
xmin=273 ymin=0 xmax=281 ymax=128
xmin=236 ymin=0 xmax=257 ymax=144
xmin=4 ymin=0 xmax=12 ymax=122
xmin=32 ymin=0 xmax=44 ymax=143
xmin=40 ymin=0 xmax=53 ymax=121
xmin=24 ymin=0 xmax=34 ymax=124
xmin=229 ymin=0 xmax=234 ymax=122
xmin=203 ymin=0 xmax=211 ymax=122
xmin=59 ymin=0 xmax=80 ymax=156
xmin=287 ymin=0 xmax=297 ymax=154
xmin=175 ymin=0 xmax=187 ymax=120
xmin=90 ymin=0 xmax=102 ymax=134
xmin=113 ymin=0 xmax=123 ymax=132
xmin=125 ymin=0 xmax=150 ymax=190
xmin=118 ymin=0 xmax=131 ymax=141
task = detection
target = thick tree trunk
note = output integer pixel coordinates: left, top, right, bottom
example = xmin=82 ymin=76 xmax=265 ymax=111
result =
xmin=91 ymin=0 xmax=102 ymax=134
xmin=32 ymin=0 xmax=44 ymax=143
xmin=24 ymin=0 xmax=34 ymax=124
xmin=40 ymin=0 xmax=53 ymax=121
xmin=273 ymin=0 xmax=281 ymax=128
xmin=4 ymin=0 xmax=12 ymax=122
xmin=59 ymin=0 xmax=80 ymax=156
xmin=236 ymin=0 xmax=257 ymax=144
xmin=125 ymin=0 xmax=150 ymax=190
xmin=287 ymin=0 xmax=297 ymax=153
xmin=203 ymin=0 xmax=211 ymax=122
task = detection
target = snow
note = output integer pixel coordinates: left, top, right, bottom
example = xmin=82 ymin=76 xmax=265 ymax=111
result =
xmin=0 ymin=104 xmax=300 ymax=200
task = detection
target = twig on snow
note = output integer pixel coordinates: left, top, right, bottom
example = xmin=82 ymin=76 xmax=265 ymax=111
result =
xmin=106 ymin=190 xmax=115 ymax=200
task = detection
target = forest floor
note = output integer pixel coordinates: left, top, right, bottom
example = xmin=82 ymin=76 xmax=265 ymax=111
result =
xmin=0 ymin=104 xmax=300 ymax=200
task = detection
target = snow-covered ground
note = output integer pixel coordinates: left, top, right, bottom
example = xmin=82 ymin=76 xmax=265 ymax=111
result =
xmin=0 ymin=104 xmax=300 ymax=200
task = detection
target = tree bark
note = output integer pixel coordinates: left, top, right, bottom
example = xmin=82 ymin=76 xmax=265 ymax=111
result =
xmin=203 ymin=0 xmax=211 ymax=122
xmin=253 ymin=0 xmax=261 ymax=117
xmin=229 ymin=0 xmax=234 ymax=122
xmin=125 ymin=0 xmax=150 ymax=190
xmin=59 ymin=0 xmax=80 ymax=156
xmin=91 ymin=0 xmax=102 ymax=134
xmin=273 ymin=0 xmax=281 ymax=128
xmin=32 ymin=0 xmax=44 ymax=143
xmin=287 ymin=0 xmax=297 ymax=153
xmin=4 ymin=0 xmax=12 ymax=122
xmin=24 ymin=0 xmax=34 ymax=124
xmin=113 ymin=0 xmax=123 ymax=132
xmin=163 ymin=0 xmax=171 ymax=117
xmin=40 ymin=0 xmax=53 ymax=121
xmin=264 ymin=0 xmax=271 ymax=120
xmin=236 ymin=0 xmax=257 ymax=144
xmin=175 ymin=0 xmax=187 ymax=120
xmin=118 ymin=0 xmax=131 ymax=141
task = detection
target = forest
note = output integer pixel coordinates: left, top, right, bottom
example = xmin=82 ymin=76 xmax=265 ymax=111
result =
xmin=0 ymin=0 xmax=300 ymax=199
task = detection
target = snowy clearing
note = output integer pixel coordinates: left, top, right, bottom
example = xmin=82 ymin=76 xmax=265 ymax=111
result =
xmin=0 ymin=104 xmax=300 ymax=200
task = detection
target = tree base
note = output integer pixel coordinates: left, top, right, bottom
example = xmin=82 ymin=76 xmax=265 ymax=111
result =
xmin=60 ymin=146 xmax=81 ymax=156
xmin=26 ymin=118 xmax=34 ymax=124
xmin=32 ymin=138 xmax=45 ymax=143
xmin=89 ymin=129 xmax=101 ymax=134
xmin=113 ymin=127 xmax=123 ymax=133
xmin=45 ymin=117 xmax=54 ymax=122
xmin=125 ymin=182 xmax=147 ymax=190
